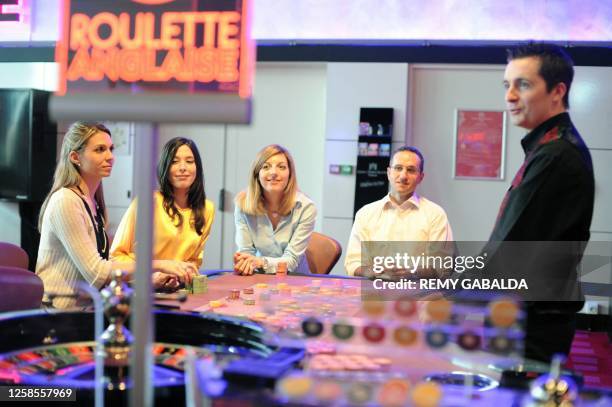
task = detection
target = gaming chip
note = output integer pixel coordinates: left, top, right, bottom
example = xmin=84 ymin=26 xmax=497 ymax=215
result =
xmin=425 ymin=298 xmax=452 ymax=323
xmin=277 ymin=375 xmax=313 ymax=399
xmin=373 ymin=357 xmax=392 ymax=369
xmin=488 ymin=299 xmax=519 ymax=328
xmin=192 ymin=275 xmax=208 ymax=294
xmin=347 ymin=383 xmax=373 ymax=404
xmin=243 ymin=299 xmax=256 ymax=306
xmin=378 ymin=378 xmax=411 ymax=407
xmin=209 ymin=300 xmax=223 ymax=309
xmin=243 ymin=287 xmax=254 ymax=294
xmin=302 ymin=317 xmax=324 ymax=337
xmin=393 ymin=326 xmax=418 ymax=346
xmin=362 ymin=323 xmax=385 ymax=343
xmin=489 ymin=335 xmax=514 ymax=353
xmin=251 ymin=312 xmax=267 ymax=323
xmin=411 ymin=381 xmax=443 ymax=407
xmin=425 ymin=329 xmax=448 ymax=349
xmin=314 ymin=380 xmax=343 ymax=402
xmin=457 ymin=331 xmax=481 ymax=351
xmin=255 ymin=283 xmax=268 ymax=289
xmin=276 ymin=261 xmax=288 ymax=274
xmin=331 ymin=322 xmax=355 ymax=341
xmin=229 ymin=289 xmax=240 ymax=300
xmin=362 ymin=299 xmax=386 ymax=317
xmin=394 ymin=297 xmax=417 ymax=317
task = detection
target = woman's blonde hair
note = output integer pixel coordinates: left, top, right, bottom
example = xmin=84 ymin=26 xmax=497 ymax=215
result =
xmin=38 ymin=122 xmax=111 ymax=230
xmin=235 ymin=144 xmax=298 ymax=216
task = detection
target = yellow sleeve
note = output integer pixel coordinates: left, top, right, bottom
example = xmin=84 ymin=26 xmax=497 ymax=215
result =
xmin=190 ymin=200 xmax=215 ymax=268
xmin=109 ymin=198 xmax=138 ymax=263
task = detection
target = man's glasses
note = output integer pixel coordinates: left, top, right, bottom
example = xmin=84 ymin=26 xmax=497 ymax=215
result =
xmin=390 ymin=165 xmax=420 ymax=175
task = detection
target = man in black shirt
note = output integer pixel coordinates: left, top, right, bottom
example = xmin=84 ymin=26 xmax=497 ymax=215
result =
xmin=488 ymin=44 xmax=594 ymax=362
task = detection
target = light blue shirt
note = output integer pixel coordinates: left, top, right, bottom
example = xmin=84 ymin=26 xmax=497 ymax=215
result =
xmin=234 ymin=191 xmax=317 ymax=273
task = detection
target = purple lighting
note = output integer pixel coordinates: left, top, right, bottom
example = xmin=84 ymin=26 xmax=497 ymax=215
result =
xmin=253 ymin=0 xmax=612 ymax=43
xmin=0 ymin=0 xmax=31 ymax=41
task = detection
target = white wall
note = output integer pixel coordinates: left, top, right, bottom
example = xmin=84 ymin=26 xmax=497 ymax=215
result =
xmin=322 ymin=63 xmax=410 ymax=275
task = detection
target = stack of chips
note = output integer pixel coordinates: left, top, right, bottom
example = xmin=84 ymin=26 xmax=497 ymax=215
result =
xmin=276 ymin=261 xmax=288 ymax=278
xmin=192 ymin=275 xmax=208 ymax=294
xmin=229 ymin=289 xmax=240 ymax=300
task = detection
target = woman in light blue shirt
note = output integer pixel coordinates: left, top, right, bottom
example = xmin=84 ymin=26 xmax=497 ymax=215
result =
xmin=234 ymin=144 xmax=316 ymax=275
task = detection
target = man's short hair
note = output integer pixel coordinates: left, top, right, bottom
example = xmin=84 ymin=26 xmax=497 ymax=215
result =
xmin=506 ymin=43 xmax=574 ymax=109
xmin=391 ymin=146 xmax=424 ymax=173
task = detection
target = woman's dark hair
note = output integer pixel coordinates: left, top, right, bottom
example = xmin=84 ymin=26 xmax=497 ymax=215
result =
xmin=157 ymin=137 xmax=207 ymax=235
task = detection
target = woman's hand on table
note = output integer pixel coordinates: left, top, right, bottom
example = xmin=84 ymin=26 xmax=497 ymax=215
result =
xmin=233 ymin=252 xmax=264 ymax=276
xmin=152 ymin=272 xmax=180 ymax=291
xmin=153 ymin=260 xmax=198 ymax=284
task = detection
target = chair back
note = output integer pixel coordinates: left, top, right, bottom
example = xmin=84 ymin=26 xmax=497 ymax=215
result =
xmin=0 ymin=241 xmax=29 ymax=269
xmin=305 ymin=232 xmax=342 ymax=275
xmin=0 ymin=266 xmax=44 ymax=312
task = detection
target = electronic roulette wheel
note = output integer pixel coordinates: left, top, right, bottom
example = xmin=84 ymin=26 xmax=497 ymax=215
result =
xmin=0 ymin=309 xmax=292 ymax=405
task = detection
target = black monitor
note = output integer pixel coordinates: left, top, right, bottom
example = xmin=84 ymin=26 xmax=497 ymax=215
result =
xmin=0 ymin=89 xmax=56 ymax=202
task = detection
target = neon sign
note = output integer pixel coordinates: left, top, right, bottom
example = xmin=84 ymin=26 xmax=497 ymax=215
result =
xmin=56 ymin=0 xmax=253 ymax=98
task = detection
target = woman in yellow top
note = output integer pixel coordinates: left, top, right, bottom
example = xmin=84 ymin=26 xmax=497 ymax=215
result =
xmin=111 ymin=137 xmax=215 ymax=290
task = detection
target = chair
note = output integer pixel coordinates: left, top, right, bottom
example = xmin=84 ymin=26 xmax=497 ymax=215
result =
xmin=0 ymin=266 xmax=44 ymax=312
xmin=0 ymin=241 xmax=29 ymax=269
xmin=305 ymin=232 xmax=342 ymax=275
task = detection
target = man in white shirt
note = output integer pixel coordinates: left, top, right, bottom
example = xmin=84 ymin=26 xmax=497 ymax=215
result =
xmin=345 ymin=146 xmax=453 ymax=277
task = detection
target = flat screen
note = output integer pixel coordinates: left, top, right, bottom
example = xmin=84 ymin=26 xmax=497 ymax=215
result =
xmin=0 ymin=89 xmax=31 ymax=200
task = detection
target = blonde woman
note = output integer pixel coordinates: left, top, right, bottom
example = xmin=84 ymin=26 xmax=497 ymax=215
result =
xmin=234 ymin=144 xmax=316 ymax=275
xmin=36 ymin=122 xmax=192 ymax=308
xmin=111 ymin=137 xmax=215 ymax=291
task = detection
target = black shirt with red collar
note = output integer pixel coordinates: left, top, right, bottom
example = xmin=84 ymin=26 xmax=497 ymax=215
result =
xmin=491 ymin=112 xmax=593 ymax=243
xmin=485 ymin=112 xmax=594 ymax=362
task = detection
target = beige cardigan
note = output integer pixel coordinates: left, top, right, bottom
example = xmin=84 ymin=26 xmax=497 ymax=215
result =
xmin=36 ymin=188 xmax=112 ymax=308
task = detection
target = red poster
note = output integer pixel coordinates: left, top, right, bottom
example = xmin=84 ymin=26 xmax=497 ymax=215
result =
xmin=454 ymin=110 xmax=506 ymax=179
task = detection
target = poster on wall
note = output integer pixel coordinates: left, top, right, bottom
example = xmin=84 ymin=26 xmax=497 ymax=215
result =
xmin=453 ymin=109 xmax=506 ymax=180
